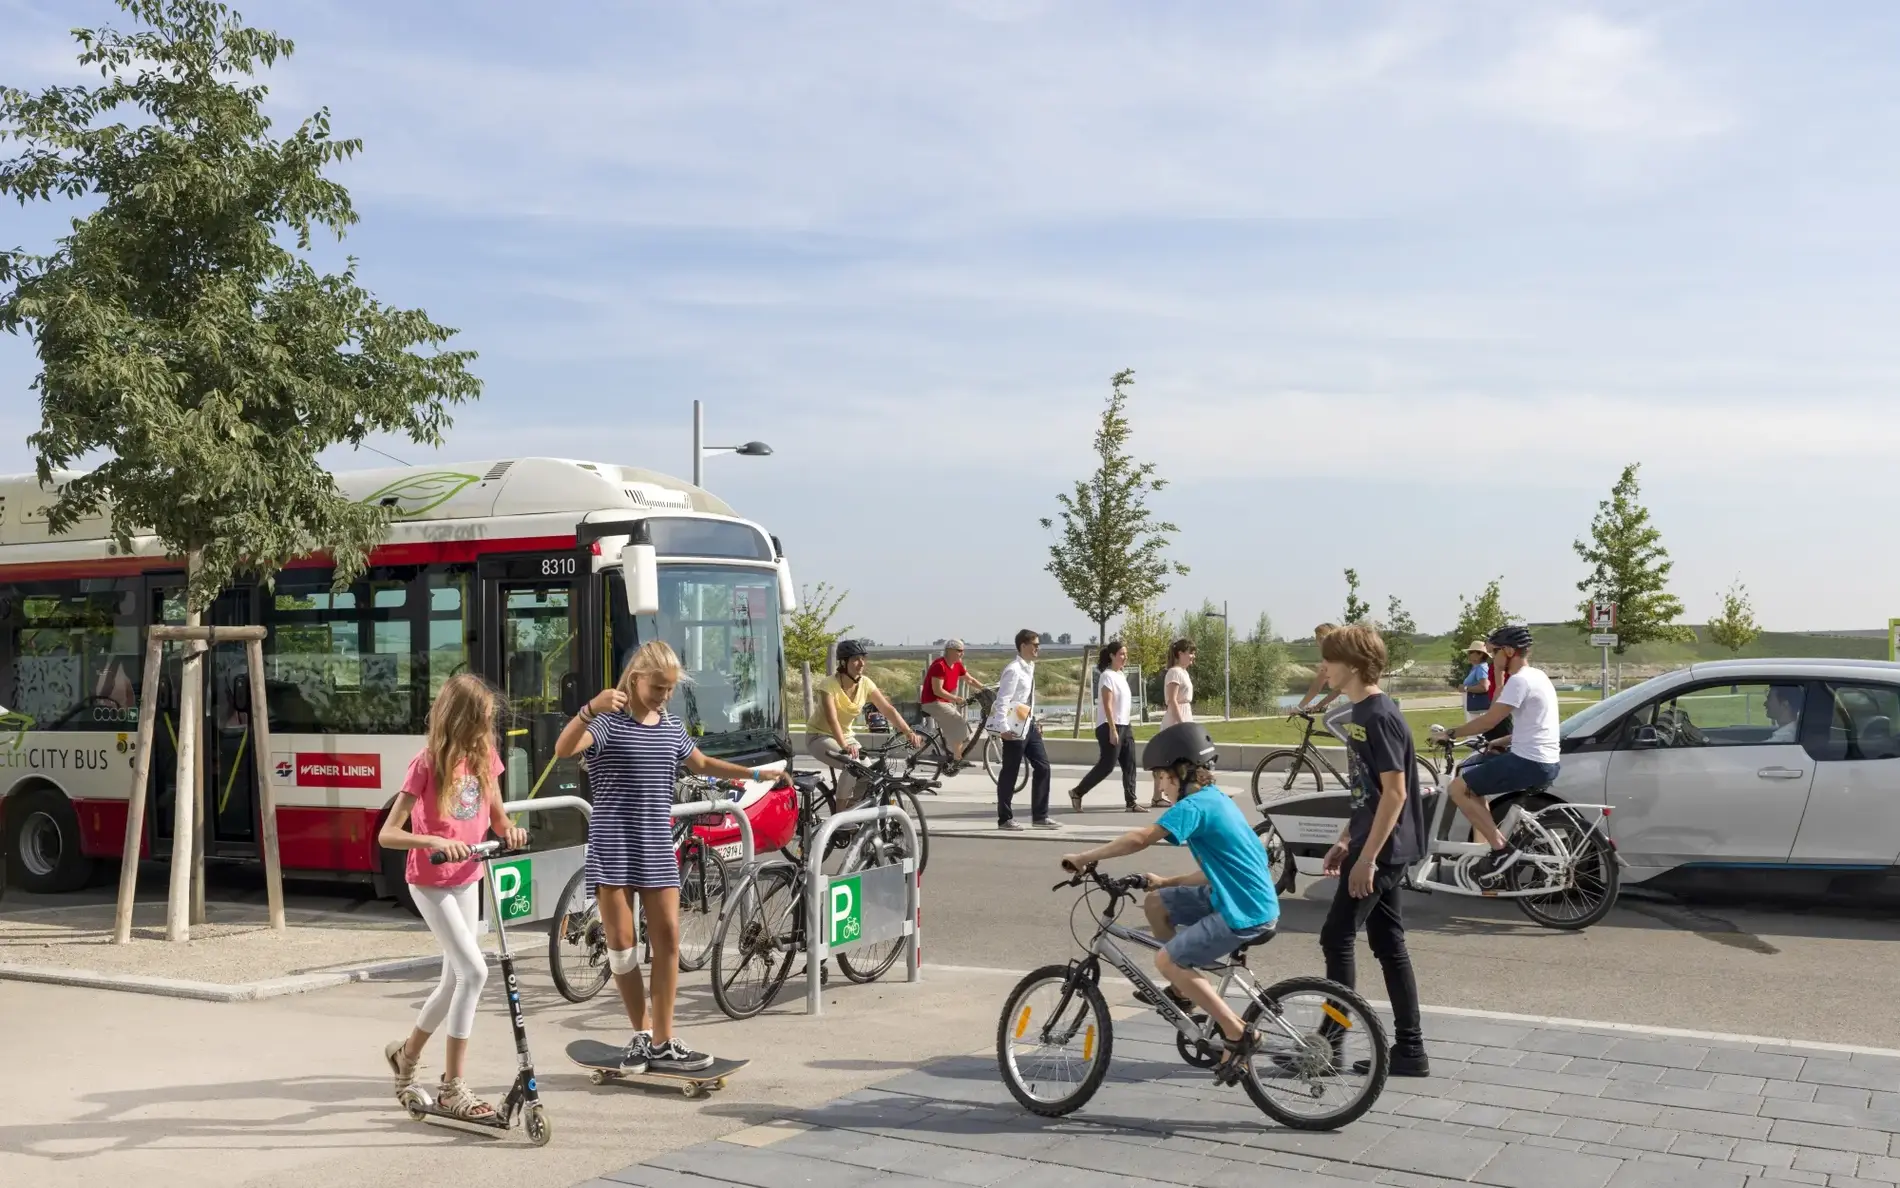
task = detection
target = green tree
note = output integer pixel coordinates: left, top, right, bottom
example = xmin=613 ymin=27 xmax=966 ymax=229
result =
xmin=1041 ymin=369 xmax=1188 ymax=646
xmin=1342 ymin=568 xmax=1371 ymax=625
xmin=1572 ymin=463 xmax=1694 ymax=654
xmin=2 ymin=0 xmax=480 ymax=614
xmin=1230 ymin=612 xmax=1288 ymax=714
xmin=1380 ymin=595 xmax=1417 ymax=674
xmin=1447 ymin=577 xmax=1512 ymax=686
xmin=783 ymin=582 xmax=852 ymax=671
xmin=1119 ymin=600 xmax=1172 ymax=720
xmin=1178 ymin=602 xmax=1230 ymax=716
xmin=1706 ymin=578 xmax=1760 ymax=654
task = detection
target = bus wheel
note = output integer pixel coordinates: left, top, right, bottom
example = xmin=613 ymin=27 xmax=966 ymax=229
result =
xmin=5 ymin=788 xmax=94 ymax=894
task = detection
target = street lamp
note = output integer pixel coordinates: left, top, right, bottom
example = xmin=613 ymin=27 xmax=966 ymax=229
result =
xmin=1205 ymin=601 xmax=1232 ymax=721
xmin=692 ymin=399 xmax=773 ymax=488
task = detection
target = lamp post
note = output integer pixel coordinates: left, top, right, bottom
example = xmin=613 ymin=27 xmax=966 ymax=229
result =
xmin=692 ymin=399 xmax=773 ymax=488
xmin=1206 ymin=601 xmax=1232 ymax=721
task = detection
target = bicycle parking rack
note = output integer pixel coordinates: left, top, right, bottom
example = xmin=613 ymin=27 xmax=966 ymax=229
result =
xmin=670 ymin=796 xmax=757 ymax=872
xmin=804 ymin=803 xmax=922 ymax=1015
xmin=493 ymin=795 xmax=592 ymax=927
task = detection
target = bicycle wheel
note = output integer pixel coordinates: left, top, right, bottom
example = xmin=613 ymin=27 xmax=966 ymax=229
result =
xmin=997 ymin=964 xmax=1113 ymax=1117
xmin=1243 ymin=975 xmax=1389 ymax=1130
xmin=834 ymin=810 xmax=916 ymax=983
xmin=1513 ymin=802 xmax=1621 ymax=931
xmin=1253 ymin=819 xmax=1296 ymax=894
xmin=1414 ymin=752 xmax=1440 ymax=792
xmin=676 ymin=840 xmax=730 ymax=972
xmin=905 ymin=737 xmax=946 ymax=783
xmin=1251 ymin=748 xmax=1324 ymax=809
xmin=983 ymin=735 xmax=1029 ymax=791
xmin=548 ymin=868 xmax=610 ymax=1003
xmin=710 ymin=865 xmax=801 ymax=1019
xmin=893 ymin=786 xmax=929 ymax=875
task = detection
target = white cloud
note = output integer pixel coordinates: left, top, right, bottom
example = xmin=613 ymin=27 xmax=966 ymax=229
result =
xmin=1481 ymin=11 xmax=1730 ymax=141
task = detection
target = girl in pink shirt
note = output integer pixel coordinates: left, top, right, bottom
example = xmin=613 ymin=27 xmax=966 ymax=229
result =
xmin=375 ymin=675 xmax=526 ymax=1122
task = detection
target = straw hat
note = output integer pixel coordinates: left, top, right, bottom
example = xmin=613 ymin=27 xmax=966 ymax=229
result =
xmin=1465 ymin=640 xmax=1492 ymax=656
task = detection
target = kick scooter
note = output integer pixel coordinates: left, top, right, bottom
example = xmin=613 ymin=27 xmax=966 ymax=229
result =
xmin=399 ymin=838 xmax=553 ymax=1146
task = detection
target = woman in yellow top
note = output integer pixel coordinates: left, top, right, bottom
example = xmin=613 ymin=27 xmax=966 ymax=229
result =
xmin=806 ymin=639 xmax=922 ymax=809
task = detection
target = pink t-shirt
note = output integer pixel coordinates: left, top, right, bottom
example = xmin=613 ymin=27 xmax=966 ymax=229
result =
xmin=400 ymin=748 xmax=504 ymax=888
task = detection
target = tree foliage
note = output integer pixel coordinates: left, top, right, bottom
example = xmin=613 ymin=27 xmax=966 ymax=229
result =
xmin=1447 ymin=577 xmax=1512 ymax=687
xmin=1176 ymin=603 xmax=1286 ymax=715
xmin=1342 ymin=568 xmax=1371 ymax=625
xmin=1041 ymin=369 xmax=1187 ymax=646
xmin=0 ymin=0 xmax=480 ymax=610
xmin=1119 ymin=600 xmax=1172 ymax=717
xmin=1380 ymin=595 xmax=1417 ymax=674
xmin=1707 ymin=579 xmax=1761 ymax=654
xmin=783 ymin=582 xmax=852 ymax=671
xmin=1572 ymin=463 xmax=1693 ymax=654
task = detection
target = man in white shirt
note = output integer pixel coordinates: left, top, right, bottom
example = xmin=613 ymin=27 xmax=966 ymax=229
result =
xmin=1431 ymin=625 xmax=1560 ymax=886
xmin=989 ymin=629 xmax=1057 ymax=830
xmin=1764 ymin=685 xmax=1803 ymax=744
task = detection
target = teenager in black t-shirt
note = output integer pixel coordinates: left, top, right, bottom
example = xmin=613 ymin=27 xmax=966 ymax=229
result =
xmin=1316 ymin=624 xmax=1429 ymax=1077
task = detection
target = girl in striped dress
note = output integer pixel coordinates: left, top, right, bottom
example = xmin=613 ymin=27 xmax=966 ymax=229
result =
xmin=554 ymin=640 xmax=782 ymax=1075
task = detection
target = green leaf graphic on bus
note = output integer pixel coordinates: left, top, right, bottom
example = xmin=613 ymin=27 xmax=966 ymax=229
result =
xmin=1 ymin=710 xmax=33 ymax=751
xmin=361 ymin=471 xmax=480 ymax=518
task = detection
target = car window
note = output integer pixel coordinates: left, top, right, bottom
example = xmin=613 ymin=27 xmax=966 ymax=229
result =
xmin=1561 ymin=676 xmax=1667 ymax=740
xmin=1813 ymin=683 xmax=1900 ymax=762
xmin=1627 ymin=682 xmax=1805 ymax=748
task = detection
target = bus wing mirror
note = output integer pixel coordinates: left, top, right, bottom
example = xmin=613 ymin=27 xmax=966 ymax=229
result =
xmin=560 ymin=672 xmax=582 ymax=716
xmin=777 ymin=556 xmax=796 ymax=613
xmin=624 ymin=542 xmax=660 ymax=616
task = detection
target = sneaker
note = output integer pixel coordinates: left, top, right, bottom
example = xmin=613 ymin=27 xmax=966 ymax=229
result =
xmin=619 ymin=1031 xmax=653 ymax=1074
xmin=1473 ymin=844 xmax=1524 ymax=886
xmin=1125 ymin=802 xmax=1148 ymax=813
xmin=1030 ymin=819 xmax=1063 ymax=830
xmin=648 ymin=1037 xmax=715 ymax=1074
xmin=998 ymin=820 xmax=1025 ymax=831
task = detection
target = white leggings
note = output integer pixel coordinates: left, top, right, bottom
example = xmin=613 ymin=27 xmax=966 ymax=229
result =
xmin=413 ymin=882 xmax=487 ymax=1040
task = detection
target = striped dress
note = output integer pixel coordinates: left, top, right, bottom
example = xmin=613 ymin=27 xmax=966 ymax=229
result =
xmin=582 ymin=710 xmax=697 ymax=893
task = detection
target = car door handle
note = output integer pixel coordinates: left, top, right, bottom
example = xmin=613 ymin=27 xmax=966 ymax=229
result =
xmin=1757 ymin=767 xmax=1806 ymax=780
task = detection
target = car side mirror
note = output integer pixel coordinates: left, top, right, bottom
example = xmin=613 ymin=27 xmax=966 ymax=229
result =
xmin=560 ymin=672 xmax=582 ymax=716
xmin=1629 ymin=724 xmax=1662 ymax=749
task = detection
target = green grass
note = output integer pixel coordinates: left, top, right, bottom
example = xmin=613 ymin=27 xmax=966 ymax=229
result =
xmin=1284 ymin=627 xmax=1885 ymax=675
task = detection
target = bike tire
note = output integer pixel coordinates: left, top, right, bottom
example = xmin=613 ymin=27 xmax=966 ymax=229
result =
xmin=1513 ymin=802 xmax=1621 ymax=931
xmin=676 ymin=840 xmax=730 ymax=973
xmin=1251 ymin=748 xmax=1324 ymax=809
xmin=893 ymin=786 xmax=929 ymax=876
xmin=983 ymin=735 xmax=1030 ymax=792
xmin=905 ymin=739 xmax=946 ymax=784
xmin=710 ymin=865 xmax=800 ymax=1020
xmin=1253 ymin=819 xmax=1296 ymax=894
xmin=548 ymin=868 xmax=610 ymax=1003
xmin=834 ymin=806 xmax=917 ymax=984
xmin=1241 ymin=975 xmax=1389 ymax=1131
xmin=996 ymin=964 xmax=1113 ymax=1117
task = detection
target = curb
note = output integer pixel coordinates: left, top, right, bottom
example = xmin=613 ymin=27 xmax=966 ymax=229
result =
xmin=0 ymin=952 xmax=447 ymax=1003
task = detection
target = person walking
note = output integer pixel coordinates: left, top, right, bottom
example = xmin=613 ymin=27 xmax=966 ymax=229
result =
xmin=1154 ymin=638 xmax=1196 ymax=806
xmin=378 ymin=674 xmax=528 ymax=1120
xmin=1069 ymin=640 xmax=1140 ymax=813
xmin=989 ymin=629 xmax=1057 ymax=831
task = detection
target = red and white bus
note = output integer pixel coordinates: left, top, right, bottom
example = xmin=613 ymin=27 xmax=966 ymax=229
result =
xmin=0 ymin=457 xmax=794 ymax=902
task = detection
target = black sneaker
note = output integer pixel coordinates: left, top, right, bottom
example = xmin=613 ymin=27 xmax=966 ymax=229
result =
xmin=1473 ymin=844 xmax=1523 ymax=886
xmin=1354 ymin=1047 xmax=1431 ymax=1077
xmin=619 ymin=1031 xmax=653 ymax=1074
xmin=648 ymin=1037 xmax=715 ymax=1074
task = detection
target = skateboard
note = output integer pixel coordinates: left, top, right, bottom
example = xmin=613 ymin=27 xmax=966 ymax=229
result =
xmin=566 ymin=1039 xmax=748 ymax=1098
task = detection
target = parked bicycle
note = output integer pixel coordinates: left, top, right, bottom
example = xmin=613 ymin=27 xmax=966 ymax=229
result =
xmin=997 ymin=862 xmax=1389 ymax=1130
xmin=812 ymin=744 xmax=932 ymax=875
xmin=546 ymin=777 xmax=739 ymax=1003
xmin=1250 ymin=710 xmax=1439 ymax=810
xmin=710 ymin=763 xmax=921 ymax=1018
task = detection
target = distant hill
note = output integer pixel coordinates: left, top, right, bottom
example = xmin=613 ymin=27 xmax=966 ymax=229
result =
xmin=1286 ymin=625 xmax=1888 ymax=672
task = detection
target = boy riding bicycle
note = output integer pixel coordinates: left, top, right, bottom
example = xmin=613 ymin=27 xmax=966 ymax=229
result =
xmin=1061 ymin=722 xmax=1278 ymax=1072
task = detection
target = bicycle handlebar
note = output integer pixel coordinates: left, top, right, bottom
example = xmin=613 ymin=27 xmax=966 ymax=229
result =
xmin=428 ymin=837 xmax=524 ymax=865
xmin=1052 ymin=861 xmax=1150 ymax=897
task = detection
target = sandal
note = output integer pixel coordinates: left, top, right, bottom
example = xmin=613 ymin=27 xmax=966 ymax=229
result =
xmin=1213 ymin=1026 xmax=1263 ymax=1086
xmin=435 ymin=1075 xmax=496 ymax=1121
xmin=384 ymin=1039 xmax=419 ymax=1097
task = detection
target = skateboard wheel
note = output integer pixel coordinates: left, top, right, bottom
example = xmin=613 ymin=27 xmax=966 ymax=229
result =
xmin=589 ymin=1070 xmax=607 ymax=1086
xmin=712 ymin=1079 xmax=727 ymax=1091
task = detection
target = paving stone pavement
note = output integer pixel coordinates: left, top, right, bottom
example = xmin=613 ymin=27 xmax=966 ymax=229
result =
xmin=577 ymin=1012 xmax=1900 ymax=1188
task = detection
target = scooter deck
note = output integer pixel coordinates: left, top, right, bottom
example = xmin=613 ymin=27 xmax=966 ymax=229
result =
xmin=566 ymin=1040 xmax=748 ymax=1097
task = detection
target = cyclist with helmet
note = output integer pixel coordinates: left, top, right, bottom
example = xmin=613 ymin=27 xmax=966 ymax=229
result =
xmin=806 ymin=639 xmax=923 ymax=810
xmin=1431 ymin=623 xmax=1560 ymax=885
xmin=1060 ymin=721 xmax=1279 ymax=1074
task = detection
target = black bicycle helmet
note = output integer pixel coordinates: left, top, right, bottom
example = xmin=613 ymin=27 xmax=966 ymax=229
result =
xmin=1487 ymin=624 xmax=1534 ymax=651
xmin=835 ymin=638 xmax=868 ymax=663
xmin=1142 ymin=722 xmax=1219 ymax=772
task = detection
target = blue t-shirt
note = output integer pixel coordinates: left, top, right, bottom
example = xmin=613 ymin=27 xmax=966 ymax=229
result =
xmin=1156 ymin=785 xmax=1279 ymax=931
xmin=1462 ymin=662 xmax=1492 ymax=712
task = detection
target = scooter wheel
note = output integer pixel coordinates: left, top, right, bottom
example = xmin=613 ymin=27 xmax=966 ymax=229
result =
xmin=525 ymin=1103 xmax=553 ymax=1147
xmin=589 ymin=1070 xmax=608 ymax=1086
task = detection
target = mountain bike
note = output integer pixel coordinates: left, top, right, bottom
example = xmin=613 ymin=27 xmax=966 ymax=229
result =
xmin=809 ymin=747 xmax=932 ymax=875
xmin=710 ymin=764 xmax=921 ymax=1018
xmin=997 ymin=863 xmax=1388 ymax=1130
xmin=1249 ymin=710 xmax=1439 ymax=810
xmin=546 ymin=783 xmax=736 ymax=1002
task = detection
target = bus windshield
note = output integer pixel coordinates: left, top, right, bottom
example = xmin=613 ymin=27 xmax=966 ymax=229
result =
xmin=607 ymin=565 xmax=786 ymax=760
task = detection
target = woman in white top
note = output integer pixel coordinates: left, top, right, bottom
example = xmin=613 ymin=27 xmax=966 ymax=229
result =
xmin=1068 ymin=640 xmax=1141 ymax=813
xmin=1154 ymin=638 xmax=1196 ymax=806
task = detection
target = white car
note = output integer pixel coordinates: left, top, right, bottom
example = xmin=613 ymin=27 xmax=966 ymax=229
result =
xmin=1263 ymin=658 xmax=1900 ymax=899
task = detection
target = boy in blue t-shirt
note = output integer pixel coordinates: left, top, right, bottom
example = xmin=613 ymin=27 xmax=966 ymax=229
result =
xmin=1062 ymin=722 xmax=1278 ymax=1070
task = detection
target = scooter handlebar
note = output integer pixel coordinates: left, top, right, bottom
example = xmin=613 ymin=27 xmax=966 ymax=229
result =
xmin=428 ymin=838 xmax=518 ymax=865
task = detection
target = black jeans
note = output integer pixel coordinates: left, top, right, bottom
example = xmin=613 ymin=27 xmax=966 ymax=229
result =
xmin=1318 ymin=852 xmax=1423 ymax=1054
xmin=1072 ymin=723 xmax=1136 ymax=806
xmin=997 ymin=724 xmax=1052 ymax=824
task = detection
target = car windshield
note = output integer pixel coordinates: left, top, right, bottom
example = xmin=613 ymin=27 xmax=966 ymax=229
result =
xmin=606 ymin=565 xmax=786 ymax=760
xmin=1560 ymin=673 xmax=1675 ymax=740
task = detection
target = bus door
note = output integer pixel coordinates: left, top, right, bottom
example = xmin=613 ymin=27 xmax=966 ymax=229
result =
xmin=144 ymin=581 xmax=261 ymax=858
xmin=478 ymin=551 xmax=592 ymax=852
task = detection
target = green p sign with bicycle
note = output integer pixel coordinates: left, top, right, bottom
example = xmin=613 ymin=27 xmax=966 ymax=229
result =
xmin=822 ymin=864 xmax=910 ymax=952
xmin=493 ymin=857 xmax=534 ymax=921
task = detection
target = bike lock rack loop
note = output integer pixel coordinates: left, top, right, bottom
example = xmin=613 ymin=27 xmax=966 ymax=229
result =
xmin=804 ymin=802 xmax=922 ymax=1015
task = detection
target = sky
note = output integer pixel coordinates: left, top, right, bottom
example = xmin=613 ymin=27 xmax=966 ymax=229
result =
xmin=5 ymin=0 xmax=1900 ymax=644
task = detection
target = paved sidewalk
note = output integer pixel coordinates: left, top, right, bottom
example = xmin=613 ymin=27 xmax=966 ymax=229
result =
xmin=582 ymin=1011 xmax=1900 ymax=1188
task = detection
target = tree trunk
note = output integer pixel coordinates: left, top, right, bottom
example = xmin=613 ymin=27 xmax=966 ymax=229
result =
xmin=166 ymin=548 xmax=204 ymax=942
